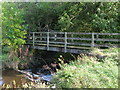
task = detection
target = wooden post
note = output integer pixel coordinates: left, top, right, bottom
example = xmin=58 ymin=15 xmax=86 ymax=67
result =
xmin=71 ymin=34 xmax=73 ymax=42
xmin=40 ymin=33 xmax=42 ymax=44
xmin=91 ymin=32 xmax=94 ymax=48
xmin=47 ymin=32 xmax=49 ymax=50
xmin=33 ymin=32 xmax=35 ymax=46
xmin=96 ymin=34 xmax=99 ymax=39
xmin=96 ymin=33 xmax=99 ymax=48
xmin=64 ymin=32 xmax=67 ymax=53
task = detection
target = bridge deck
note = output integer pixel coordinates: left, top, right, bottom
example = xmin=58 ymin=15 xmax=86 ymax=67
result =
xmin=27 ymin=32 xmax=120 ymax=54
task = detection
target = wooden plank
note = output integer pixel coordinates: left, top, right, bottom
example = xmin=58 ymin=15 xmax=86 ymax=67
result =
xmin=33 ymin=40 xmax=92 ymax=46
xmin=49 ymin=32 xmax=65 ymax=34
xmin=26 ymin=42 xmax=119 ymax=48
xmin=27 ymin=43 xmax=90 ymax=49
xmin=34 ymin=41 xmax=47 ymax=43
xmin=67 ymin=32 xmax=92 ymax=35
xmin=31 ymin=43 xmax=65 ymax=47
xmin=95 ymin=38 xmax=119 ymax=42
xmin=49 ymin=37 xmax=64 ymax=39
xmin=27 ymin=32 xmax=120 ymax=53
xmin=49 ymin=41 xmax=65 ymax=44
xmin=35 ymin=36 xmax=47 ymax=39
xmin=95 ymin=44 xmax=109 ymax=47
xmin=67 ymin=46 xmax=91 ymax=49
xmin=91 ymin=32 xmax=94 ymax=48
xmin=32 ymin=46 xmax=46 ymax=50
xmin=33 ymin=32 xmax=35 ymax=46
xmin=67 ymin=37 xmax=92 ymax=41
xmin=95 ymin=44 xmax=119 ymax=47
xmin=29 ymin=43 xmax=91 ymax=50
xmin=31 ymin=39 xmax=119 ymax=47
xmin=29 ymin=32 xmax=120 ymax=35
xmin=32 ymin=46 xmax=89 ymax=54
xmin=64 ymin=32 xmax=67 ymax=52
xmin=29 ymin=32 xmax=47 ymax=34
xmin=67 ymin=42 xmax=91 ymax=46
xmin=94 ymin=33 xmax=120 ymax=35
xmin=47 ymin=32 xmax=49 ymax=50
xmin=66 ymin=48 xmax=89 ymax=54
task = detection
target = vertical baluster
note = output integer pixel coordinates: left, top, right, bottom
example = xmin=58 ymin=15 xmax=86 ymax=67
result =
xmin=47 ymin=32 xmax=49 ymax=50
xmin=91 ymin=32 xmax=94 ymax=48
xmin=33 ymin=32 xmax=35 ymax=46
xmin=64 ymin=32 xmax=67 ymax=52
xmin=96 ymin=33 xmax=99 ymax=48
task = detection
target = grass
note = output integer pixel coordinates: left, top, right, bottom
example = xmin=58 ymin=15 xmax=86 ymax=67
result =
xmin=51 ymin=48 xmax=119 ymax=88
xmin=2 ymin=48 xmax=119 ymax=88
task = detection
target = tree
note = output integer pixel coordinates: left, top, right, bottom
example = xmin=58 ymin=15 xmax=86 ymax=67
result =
xmin=22 ymin=2 xmax=65 ymax=32
xmin=92 ymin=2 xmax=120 ymax=33
xmin=2 ymin=2 xmax=27 ymax=50
xmin=57 ymin=2 xmax=120 ymax=33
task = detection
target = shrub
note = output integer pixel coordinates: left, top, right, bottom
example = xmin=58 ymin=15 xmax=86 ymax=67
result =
xmin=51 ymin=48 xmax=119 ymax=88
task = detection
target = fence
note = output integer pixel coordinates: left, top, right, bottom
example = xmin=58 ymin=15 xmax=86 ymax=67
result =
xmin=27 ymin=32 xmax=120 ymax=53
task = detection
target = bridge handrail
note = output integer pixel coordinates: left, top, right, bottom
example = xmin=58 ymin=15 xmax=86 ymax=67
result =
xmin=27 ymin=32 xmax=120 ymax=53
xmin=29 ymin=32 xmax=120 ymax=35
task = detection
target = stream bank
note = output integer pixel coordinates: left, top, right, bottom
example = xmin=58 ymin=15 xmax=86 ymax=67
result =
xmin=2 ymin=68 xmax=55 ymax=87
xmin=2 ymin=47 xmax=79 ymax=87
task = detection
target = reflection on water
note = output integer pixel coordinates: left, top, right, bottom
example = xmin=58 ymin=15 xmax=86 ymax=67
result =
xmin=2 ymin=70 xmax=28 ymax=87
xmin=2 ymin=69 xmax=54 ymax=87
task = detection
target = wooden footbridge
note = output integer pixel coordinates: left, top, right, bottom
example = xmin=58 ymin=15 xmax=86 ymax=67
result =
xmin=27 ymin=32 xmax=120 ymax=54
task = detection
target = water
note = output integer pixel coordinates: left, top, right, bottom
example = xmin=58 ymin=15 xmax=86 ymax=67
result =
xmin=2 ymin=69 xmax=54 ymax=87
xmin=17 ymin=69 xmax=54 ymax=82
xmin=2 ymin=70 xmax=29 ymax=87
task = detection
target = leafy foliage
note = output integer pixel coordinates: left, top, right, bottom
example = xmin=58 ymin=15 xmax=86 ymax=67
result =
xmin=2 ymin=2 xmax=27 ymax=49
xmin=22 ymin=2 xmax=65 ymax=32
xmin=52 ymin=48 xmax=118 ymax=88
xmin=92 ymin=3 xmax=120 ymax=33
xmin=57 ymin=2 xmax=120 ymax=33
xmin=17 ymin=2 xmax=119 ymax=33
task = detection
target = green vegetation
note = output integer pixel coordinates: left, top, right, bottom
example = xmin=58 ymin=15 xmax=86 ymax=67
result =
xmin=52 ymin=48 xmax=119 ymax=88
xmin=2 ymin=2 xmax=119 ymax=60
xmin=2 ymin=80 xmax=51 ymax=88
xmin=2 ymin=2 xmax=119 ymax=51
xmin=2 ymin=3 xmax=27 ymax=49
xmin=2 ymin=48 xmax=118 ymax=88
xmin=2 ymin=2 xmax=28 ymax=64
xmin=1 ymin=2 xmax=119 ymax=88
xmin=2 ymin=3 xmax=27 ymax=62
xmin=21 ymin=2 xmax=120 ymax=33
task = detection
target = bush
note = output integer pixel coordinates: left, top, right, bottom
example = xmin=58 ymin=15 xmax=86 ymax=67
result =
xmin=51 ymin=48 xmax=119 ymax=88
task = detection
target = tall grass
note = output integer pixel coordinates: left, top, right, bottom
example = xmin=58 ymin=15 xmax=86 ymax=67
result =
xmin=51 ymin=48 xmax=119 ymax=88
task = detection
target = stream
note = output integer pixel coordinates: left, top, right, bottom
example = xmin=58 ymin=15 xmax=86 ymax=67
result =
xmin=1 ymin=68 xmax=55 ymax=87
xmin=2 ymin=70 xmax=27 ymax=87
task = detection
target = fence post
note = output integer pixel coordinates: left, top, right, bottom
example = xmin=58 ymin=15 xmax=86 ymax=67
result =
xmin=71 ymin=34 xmax=73 ymax=42
xmin=64 ymin=32 xmax=67 ymax=53
xmin=47 ymin=32 xmax=49 ymax=50
xmin=40 ymin=32 xmax=42 ymax=44
xmin=33 ymin=32 xmax=35 ymax=46
xmin=91 ymin=32 xmax=94 ymax=48
xmin=96 ymin=33 xmax=99 ymax=48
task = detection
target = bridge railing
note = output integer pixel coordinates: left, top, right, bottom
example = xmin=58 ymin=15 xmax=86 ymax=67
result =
xmin=27 ymin=32 xmax=120 ymax=52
